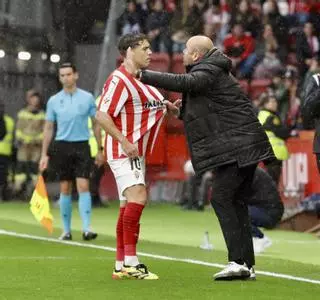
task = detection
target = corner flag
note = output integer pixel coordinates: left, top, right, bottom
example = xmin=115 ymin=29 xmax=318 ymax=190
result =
xmin=29 ymin=176 xmax=53 ymax=234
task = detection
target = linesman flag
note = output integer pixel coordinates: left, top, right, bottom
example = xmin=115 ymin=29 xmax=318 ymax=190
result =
xmin=29 ymin=175 xmax=53 ymax=234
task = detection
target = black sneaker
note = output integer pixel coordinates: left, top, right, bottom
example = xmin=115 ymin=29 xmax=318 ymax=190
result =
xmin=82 ymin=231 xmax=98 ymax=241
xmin=59 ymin=232 xmax=72 ymax=241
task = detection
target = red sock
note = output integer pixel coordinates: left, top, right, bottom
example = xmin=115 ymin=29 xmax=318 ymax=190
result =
xmin=123 ymin=202 xmax=144 ymax=256
xmin=116 ymin=207 xmax=125 ymax=261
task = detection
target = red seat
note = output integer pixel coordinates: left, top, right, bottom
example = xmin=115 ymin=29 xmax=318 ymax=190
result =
xmin=148 ymin=53 xmax=170 ymax=72
xmin=167 ymin=54 xmax=185 ymax=101
xmin=250 ymin=79 xmax=272 ymax=99
xmin=117 ymin=53 xmax=170 ymax=98
xmin=146 ymin=123 xmax=167 ymax=165
xmin=165 ymin=134 xmax=189 ymax=180
xmin=116 ymin=53 xmax=170 ymax=72
xmin=171 ymin=54 xmax=185 ymax=74
xmin=166 ymin=115 xmax=184 ymax=134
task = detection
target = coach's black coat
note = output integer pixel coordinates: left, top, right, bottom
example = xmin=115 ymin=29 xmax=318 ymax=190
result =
xmin=302 ymin=73 xmax=320 ymax=153
xmin=140 ymin=48 xmax=274 ymax=174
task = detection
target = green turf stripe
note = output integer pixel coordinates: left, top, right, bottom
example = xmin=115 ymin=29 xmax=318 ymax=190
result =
xmin=1 ymin=229 xmax=320 ymax=286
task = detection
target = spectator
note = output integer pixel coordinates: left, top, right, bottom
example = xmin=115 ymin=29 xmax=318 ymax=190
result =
xmin=223 ymin=23 xmax=256 ymax=78
xmin=284 ymin=67 xmax=302 ymax=128
xmin=253 ymin=24 xmax=284 ymax=79
xmin=280 ymin=0 xmax=290 ymax=16
xmin=254 ymin=24 xmax=279 ymax=62
xmin=135 ymin=0 xmax=149 ymax=31
xmin=145 ymin=0 xmax=171 ymax=52
xmin=184 ymin=0 xmax=208 ymax=37
xmin=203 ymin=2 xmax=230 ymax=47
xmin=169 ymin=2 xmax=189 ymax=53
xmin=296 ymin=22 xmax=320 ymax=80
xmin=309 ymin=0 xmax=320 ymax=33
xmin=262 ymin=0 xmax=288 ymax=61
xmin=258 ymin=93 xmax=291 ymax=185
xmin=287 ymin=0 xmax=311 ymax=27
xmin=117 ymin=0 xmax=143 ymax=36
xmin=269 ymin=70 xmax=290 ymax=122
xmin=230 ymin=0 xmax=262 ymax=38
xmin=263 ymin=0 xmax=289 ymax=17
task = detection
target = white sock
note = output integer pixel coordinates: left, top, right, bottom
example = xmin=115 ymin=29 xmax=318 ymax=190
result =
xmin=115 ymin=261 xmax=124 ymax=271
xmin=125 ymin=256 xmax=139 ymax=267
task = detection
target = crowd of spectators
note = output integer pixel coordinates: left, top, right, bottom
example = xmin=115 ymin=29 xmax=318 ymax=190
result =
xmin=117 ymin=0 xmax=320 ymax=129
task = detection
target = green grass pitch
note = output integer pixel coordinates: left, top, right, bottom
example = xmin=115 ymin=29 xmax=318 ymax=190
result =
xmin=0 ymin=201 xmax=320 ymax=300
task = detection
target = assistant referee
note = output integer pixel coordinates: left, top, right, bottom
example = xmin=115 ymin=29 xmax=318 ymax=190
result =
xmin=39 ymin=63 xmax=104 ymax=241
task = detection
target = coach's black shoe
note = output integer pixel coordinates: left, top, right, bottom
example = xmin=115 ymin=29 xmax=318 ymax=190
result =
xmin=82 ymin=231 xmax=98 ymax=241
xmin=59 ymin=232 xmax=72 ymax=241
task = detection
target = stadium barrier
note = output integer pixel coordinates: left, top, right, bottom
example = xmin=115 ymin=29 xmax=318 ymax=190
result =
xmin=99 ymin=130 xmax=320 ymax=203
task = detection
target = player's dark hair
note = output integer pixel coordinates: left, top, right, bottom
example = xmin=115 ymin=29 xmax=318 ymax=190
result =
xmin=118 ymin=33 xmax=149 ymax=57
xmin=59 ymin=62 xmax=77 ymax=73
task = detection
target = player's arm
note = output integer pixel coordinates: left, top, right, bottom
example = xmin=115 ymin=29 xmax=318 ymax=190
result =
xmin=91 ymin=116 xmax=105 ymax=166
xmin=39 ymin=120 xmax=54 ymax=171
xmin=92 ymin=117 xmax=102 ymax=150
xmin=96 ymin=111 xmax=138 ymax=158
xmin=88 ymin=94 xmax=104 ymax=165
xmin=96 ymin=76 xmax=138 ymax=158
xmin=96 ymin=111 xmax=123 ymax=143
xmin=139 ymin=70 xmax=216 ymax=93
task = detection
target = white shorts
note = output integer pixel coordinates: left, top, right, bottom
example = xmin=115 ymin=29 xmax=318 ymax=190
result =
xmin=108 ymin=156 xmax=146 ymax=201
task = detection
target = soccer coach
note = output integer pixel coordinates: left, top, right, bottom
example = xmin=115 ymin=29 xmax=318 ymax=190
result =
xmin=138 ymin=36 xmax=275 ymax=280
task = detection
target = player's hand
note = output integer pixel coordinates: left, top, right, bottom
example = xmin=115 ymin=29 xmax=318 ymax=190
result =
xmin=95 ymin=151 xmax=105 ymax=167
xmin=39 ymin=155 xmax=49 ymax=172
xmin=121 ymin=138 xmax=139 ymax=158
xmin=164 ymin=99 xmax=182 ymax=117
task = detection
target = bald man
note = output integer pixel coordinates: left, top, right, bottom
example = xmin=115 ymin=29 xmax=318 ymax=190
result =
xmin=138 ymin=36 xmax=274 ymax=281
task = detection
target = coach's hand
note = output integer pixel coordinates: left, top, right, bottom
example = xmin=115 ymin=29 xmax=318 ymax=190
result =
xmin=121 ymin=138 xmax=139 ymax=158
xmin=164 ymin=99 xmax=182 ymax=117
xmin=39 ymin=155 xmax=49 ymax=172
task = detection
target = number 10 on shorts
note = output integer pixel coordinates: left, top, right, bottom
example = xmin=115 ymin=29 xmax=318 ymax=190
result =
xmin=130 ymin=158 xmax=141 ymax=170
xmin=130 ymin=158 xmax=141 ymax=179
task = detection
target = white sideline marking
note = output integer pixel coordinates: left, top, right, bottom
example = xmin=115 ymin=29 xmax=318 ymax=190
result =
xmin=1 ymin=229 xmax=320 ymax=285
xmin=277 ymin=240 xmax=320 ymax=244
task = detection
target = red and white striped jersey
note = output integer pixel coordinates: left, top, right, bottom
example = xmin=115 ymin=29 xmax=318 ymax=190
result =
xmin=98 ymin=65 xmax=166 ymax=160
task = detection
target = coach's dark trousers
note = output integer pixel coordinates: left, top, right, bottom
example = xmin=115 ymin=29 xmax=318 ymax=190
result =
xmin=211 ymin=162 xmax=256 ymax=268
